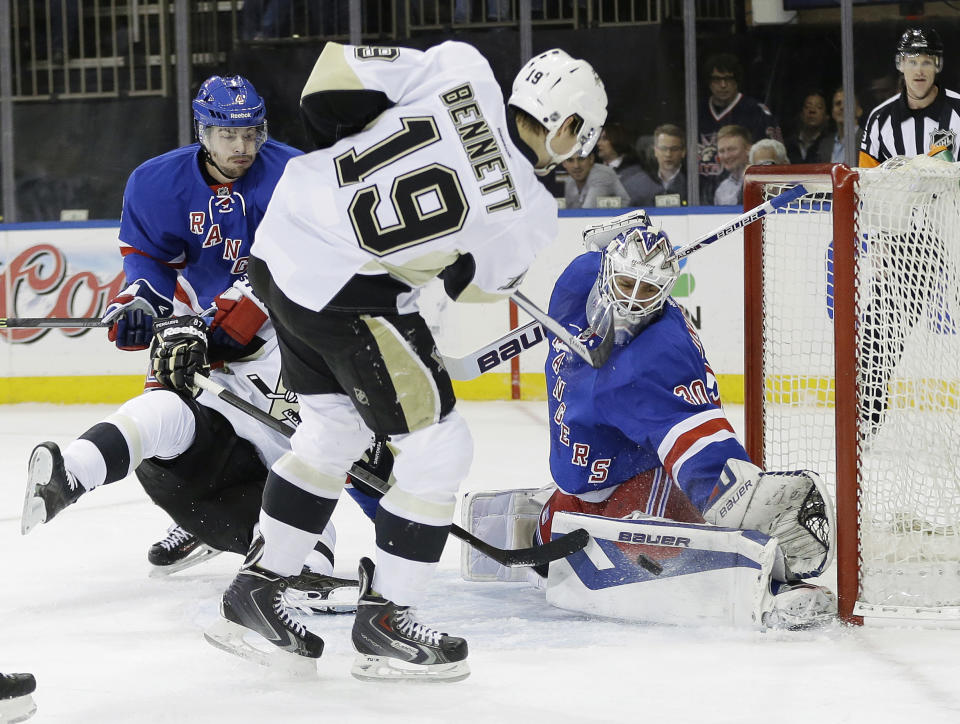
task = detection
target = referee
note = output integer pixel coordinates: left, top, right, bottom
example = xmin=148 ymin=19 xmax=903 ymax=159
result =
xmin=858 ymin=27 xmax=957 ymax=441
xmin=859 ymin=27 xmax=960 ymax=165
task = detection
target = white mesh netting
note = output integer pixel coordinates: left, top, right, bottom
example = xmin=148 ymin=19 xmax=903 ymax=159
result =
xmin=757 ymin=156 xmax=960 ymax=616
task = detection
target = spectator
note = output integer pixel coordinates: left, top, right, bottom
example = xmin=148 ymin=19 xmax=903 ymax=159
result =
xmin=628 ymin=123 xmax=687 ymax=207
xmin=749 ymin=138 xmax=789 ymax=165
xmin=817 ymin=87 xmax=863 ymax=164
xmin=713 ymin=125 xmax=751 ymax=206
xmin=596 ymin=123 xmax=645 ymax=200
xmin=563 ymin=152 xmax=629 ymax=209
xmin=698 ymin=53 xmax=781 ymax=205
xmin=784 ymin=92 xmax=830 ymax=164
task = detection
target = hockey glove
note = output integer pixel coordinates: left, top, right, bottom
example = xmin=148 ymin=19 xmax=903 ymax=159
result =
xmin=103 ymin=279 xmax=174 ymax=351
xmin=150 ymin=316 xmax=210 ymax=396
xmin=209 ymin=278 xmax=269 ymax=350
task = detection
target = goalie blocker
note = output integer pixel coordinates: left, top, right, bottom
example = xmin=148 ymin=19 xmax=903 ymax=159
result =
xmin=461 ymin=459 xmax=836 ymax=629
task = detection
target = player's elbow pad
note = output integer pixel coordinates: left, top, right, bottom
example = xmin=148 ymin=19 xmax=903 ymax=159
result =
xmin=300 ymin=90 xmax=393 ymax=149
xmin=439 ymin=253 xmax=477 ymax=301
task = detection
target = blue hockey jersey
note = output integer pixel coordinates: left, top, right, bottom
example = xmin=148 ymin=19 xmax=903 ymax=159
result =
xmin=118 ymin=139 xmax=301 ymax=312
xmin=545 ymin=252 xmax=751 ymax=511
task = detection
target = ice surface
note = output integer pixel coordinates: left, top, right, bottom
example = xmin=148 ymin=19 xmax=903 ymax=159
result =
xmin=2 ymin=401 xmax=960 ymax=723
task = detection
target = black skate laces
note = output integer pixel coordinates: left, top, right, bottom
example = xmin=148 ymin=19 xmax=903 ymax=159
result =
xmin=158 ymin=525 xmax=193 ymax=551
xmin=272 ymin=589 xmax=309 ymax=636
xmin=394 ymin=608 xmax=443 ymax=647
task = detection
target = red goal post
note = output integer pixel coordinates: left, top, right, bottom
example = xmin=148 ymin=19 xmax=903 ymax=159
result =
xmin=743 ymin=159 xmax=960 ymax=625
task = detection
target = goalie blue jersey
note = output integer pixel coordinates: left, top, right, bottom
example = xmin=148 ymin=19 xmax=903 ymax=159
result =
xmin=118 ymin=139 xmax=301 ymax=311
xmin=545 ymin=252 xmax=751 ymax=511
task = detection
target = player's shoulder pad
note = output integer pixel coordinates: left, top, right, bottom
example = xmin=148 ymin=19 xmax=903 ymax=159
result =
xmin=621 ymin=303 xmax=700 ymax=373
xmin=127 ymin=145 xmax=200 ymax=193
xmin=259 ymin=137 xmax=304 ymax=160
xmin=549 ymin=252 xmax=601 ymax=322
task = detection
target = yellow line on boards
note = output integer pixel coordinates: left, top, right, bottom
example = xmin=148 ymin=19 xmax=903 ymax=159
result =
xmin=0 ymin=374 xmax=750 ymax=405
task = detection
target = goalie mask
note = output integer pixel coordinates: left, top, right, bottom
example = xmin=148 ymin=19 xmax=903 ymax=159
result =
xmin=586 ymin=224 xmax=679 ymax=342
xmin=508 ymin=49 xmax=607 ymax=175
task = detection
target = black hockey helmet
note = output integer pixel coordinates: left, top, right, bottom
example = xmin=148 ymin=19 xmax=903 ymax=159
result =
xmin=896 ymin=28 xmax=944 ymax=72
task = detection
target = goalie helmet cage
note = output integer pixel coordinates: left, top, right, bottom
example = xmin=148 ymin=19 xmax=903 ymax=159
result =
xmin=743 ymin=159 xmax=960 ymax=625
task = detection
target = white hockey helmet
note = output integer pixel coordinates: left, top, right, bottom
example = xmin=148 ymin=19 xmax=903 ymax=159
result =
xmin=587 ymin=222 xmax=679 ymax=340
xmin=508 ymin=49 xmax=607 ymax=172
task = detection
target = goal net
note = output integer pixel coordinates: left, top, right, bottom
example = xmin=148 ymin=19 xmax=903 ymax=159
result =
xmin=743 ymin=156 xmax=960 ymax=623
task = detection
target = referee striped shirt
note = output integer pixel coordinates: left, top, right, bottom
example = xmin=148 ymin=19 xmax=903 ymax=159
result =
xmin=858 ymin=87 xmax=960 ymax=166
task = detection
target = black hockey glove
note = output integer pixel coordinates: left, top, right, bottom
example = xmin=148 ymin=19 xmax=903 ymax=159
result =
xmin=150 ymin=316 xmax=210 ymax=396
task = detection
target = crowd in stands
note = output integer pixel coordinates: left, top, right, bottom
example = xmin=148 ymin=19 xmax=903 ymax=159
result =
xmin=554 ymin=51 xmax=866 ymax=209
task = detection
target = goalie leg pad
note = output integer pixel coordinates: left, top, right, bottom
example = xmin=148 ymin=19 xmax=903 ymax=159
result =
xmin=546 ymin=512 xmax=780 ymax=629
xmin=703 ymin=459 xmax=836 ymax=580
xmin=460 ymin=486 xmax=554 ymax=582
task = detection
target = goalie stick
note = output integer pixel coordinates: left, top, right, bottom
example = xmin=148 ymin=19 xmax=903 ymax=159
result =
xmin=192 ymin=374 xmax=589 ymax=568
xmin=669 ymin=183 xmax=811 ymax=261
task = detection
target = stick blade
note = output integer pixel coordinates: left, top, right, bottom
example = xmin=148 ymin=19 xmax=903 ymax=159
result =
xmin=498 ymin=527 xmax=590 ymax=567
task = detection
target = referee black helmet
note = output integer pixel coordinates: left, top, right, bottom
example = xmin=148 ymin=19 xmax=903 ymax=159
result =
xmin=896 ymin=28 xmax=944 ymax=72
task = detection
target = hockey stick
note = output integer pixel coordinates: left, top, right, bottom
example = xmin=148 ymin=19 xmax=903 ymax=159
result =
xmin=510 ymin=290 xmax=614 ymax=369
xmin=0 ymin=313 xmax=547 ymax=380
xmin=669 ymin=183 xmax=810 ymax=261
xmin=441 ymin=320 xmax=545 ymax=380
xmin=192 ymin=374 xmax=589 ymax=568
xmin=0 ymin=317 xmax=108 ymax=329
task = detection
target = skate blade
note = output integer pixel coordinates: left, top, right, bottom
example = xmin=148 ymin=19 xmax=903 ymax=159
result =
xmin=148 ymin=545 xmax=223 ymax=578
xmin=0 ymin=693 xmax=38 ymax=723
xmin=203 ymin=618 xmax=318 ymax=679
xmin=20 ymin=447 xmax=52 ymax=535
xmin=283 ymin=585 xmax=359 ymax=614
xmin=351 ymin=654 xmax=470 ymax=683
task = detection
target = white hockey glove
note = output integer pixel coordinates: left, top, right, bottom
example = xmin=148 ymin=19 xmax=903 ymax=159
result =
xmin=150 ymin=316 xmax=210 ymax=397
xmin=702 ymin=459 xmax=836 ymax=580
xmin=102 ymin=278 xmax=174 ymax=351
xmin=582 ymin=209 xmax=653 ymax=251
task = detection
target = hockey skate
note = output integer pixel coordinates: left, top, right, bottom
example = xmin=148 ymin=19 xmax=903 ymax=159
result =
xmin=762 ymin=581 xmax=838 ymax=630
xmin=351 ymin=557 xmax=469 ymax=683
xmin=203 ymin=538 xmax=324 ymax=677
xmin=283 ymin=568 xmax=360 ymax=614
xmin=147 ymin=524 xmax=222 ymax=577
xmin=21 ymin=442 xmax=83 ymax=535
xmin=0 ymin=672 xmax=37 ymax=723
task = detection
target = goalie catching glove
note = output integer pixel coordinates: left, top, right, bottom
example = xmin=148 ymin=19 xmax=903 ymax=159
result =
xmin=150 ymin=316 xmax=210 ymax=396
xmin=703 ymin=459 xmax=836 ymax=580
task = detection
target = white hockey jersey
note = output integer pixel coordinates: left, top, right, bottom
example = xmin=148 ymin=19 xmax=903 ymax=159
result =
xmin=251 ymin=41 xmax=559 ymax=312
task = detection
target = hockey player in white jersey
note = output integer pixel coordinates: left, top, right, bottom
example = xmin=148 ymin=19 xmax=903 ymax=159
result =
xmin=205 ymin=42 xmax=607 ymax=681
xmin=462 ymin=211 xmax=838 ymax=630
xmin=20 ymin=279 xmax=361 ymax=619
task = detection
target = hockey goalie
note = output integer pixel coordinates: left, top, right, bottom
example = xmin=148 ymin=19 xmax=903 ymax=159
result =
xmin=462 ymin=211 xmax=837 ymax=630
